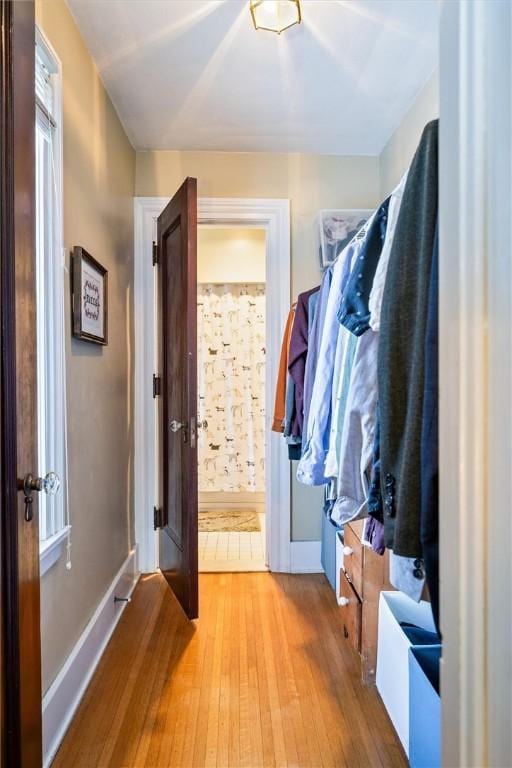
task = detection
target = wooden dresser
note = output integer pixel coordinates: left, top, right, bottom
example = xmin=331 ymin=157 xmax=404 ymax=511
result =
xmin=338 ymin=520 xmax=394 ymax=683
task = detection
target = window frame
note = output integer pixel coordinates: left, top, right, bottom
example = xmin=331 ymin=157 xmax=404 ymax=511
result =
xmin=35 ymin=28 xmax=70 ymax=575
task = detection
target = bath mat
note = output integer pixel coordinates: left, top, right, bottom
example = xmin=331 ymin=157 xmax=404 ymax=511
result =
xmin=199 ymin=510 xmax=261 ymax=533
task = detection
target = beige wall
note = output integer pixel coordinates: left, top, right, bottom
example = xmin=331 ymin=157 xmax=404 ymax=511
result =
xmin=137 ymin=152 xmax=381 ymax=299
xmin=137 ymin=151 xmax=380 ymax=540
xmin=36 ymin=0 xmax=135 ymax=693
xmin=379 ymin=70 xmax=439 ymax=198
xmin=198 ymin=228 xmax=266 ymax=283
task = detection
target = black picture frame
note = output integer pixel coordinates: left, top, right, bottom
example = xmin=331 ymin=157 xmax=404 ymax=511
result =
xmin=72 ymin=246 xmax=108 ymax=345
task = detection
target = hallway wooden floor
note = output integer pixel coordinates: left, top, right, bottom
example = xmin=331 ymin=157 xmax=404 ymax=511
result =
xmin=54 ymin=572 xmax=406 ymax=768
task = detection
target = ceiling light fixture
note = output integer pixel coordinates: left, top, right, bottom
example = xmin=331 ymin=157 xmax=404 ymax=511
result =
xmin=250 ymin=0 xmax=302 ymax=35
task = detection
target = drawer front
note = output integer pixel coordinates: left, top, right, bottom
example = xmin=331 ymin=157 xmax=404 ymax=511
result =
xmin=360 ymin=548 xmax=391 ymax=683
xmin=339 ymin=571 xmax=362 ymax=654
xmin=343 ymin=523 xmax=363 ymax=597
xmin=348 ymin=519 xmax=365 ymax=539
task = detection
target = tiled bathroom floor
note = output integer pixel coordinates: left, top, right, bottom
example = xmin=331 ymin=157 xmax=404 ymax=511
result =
xmin=199 ymin=513 xmax=267 ymax=572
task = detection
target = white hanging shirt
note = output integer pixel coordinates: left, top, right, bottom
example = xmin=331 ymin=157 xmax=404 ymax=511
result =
xmin=368 ymin=170 xmax=409 ymax=332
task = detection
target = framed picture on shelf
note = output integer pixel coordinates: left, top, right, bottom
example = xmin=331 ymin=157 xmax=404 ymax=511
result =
xmin=72 ymin=246 xmax=108 ymax=345
xmin=317 ymin=209 xmax=373 ymax=268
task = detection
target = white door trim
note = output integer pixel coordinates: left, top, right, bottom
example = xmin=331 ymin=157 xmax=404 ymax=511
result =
xmin=134 ymin=196 xmax=291 ymax=573
xmin=440 ymin=1 xmax=512 ymax=765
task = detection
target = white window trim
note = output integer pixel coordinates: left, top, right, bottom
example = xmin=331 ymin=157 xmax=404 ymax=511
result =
xmin=35 ymin=27 xmax=70 ymax=573
xmin=40 ymin=525 xmax=71 ymax=577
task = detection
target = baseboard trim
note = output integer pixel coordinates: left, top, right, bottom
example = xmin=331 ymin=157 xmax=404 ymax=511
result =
xmin=290 ymin=540 xmax=323 ymax=573
xmin=42 ymin=546 xmax=140 ymax=767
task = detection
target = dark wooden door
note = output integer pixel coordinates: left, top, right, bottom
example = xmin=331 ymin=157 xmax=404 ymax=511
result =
xmin=0 ymin=1 xmax=42 ymax=765
xmin=157 ymin=178 xmax=198 ymax=619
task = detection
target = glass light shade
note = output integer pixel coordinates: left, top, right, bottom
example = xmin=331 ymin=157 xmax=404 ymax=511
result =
xmin=250 ymin=0 xmax=302 ymax=34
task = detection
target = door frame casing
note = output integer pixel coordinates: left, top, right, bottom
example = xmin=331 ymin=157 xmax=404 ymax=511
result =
xmin=134 ymin=197 xmax=291 ymax=573
xmin=439 ymin=0 xmax=512 ymax=764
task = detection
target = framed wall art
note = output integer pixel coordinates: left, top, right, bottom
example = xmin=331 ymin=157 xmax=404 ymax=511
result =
xmin=317 ymin=209 xmax=373 ymax=268
xmin=72 ymin=246 xmax=108 ymax=345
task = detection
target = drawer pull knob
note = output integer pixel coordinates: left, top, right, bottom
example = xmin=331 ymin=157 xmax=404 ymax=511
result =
xmin=340 ymin=596 xmax=350 ymax=607
xmin=343 ymin=546 xmax=353 ymax=556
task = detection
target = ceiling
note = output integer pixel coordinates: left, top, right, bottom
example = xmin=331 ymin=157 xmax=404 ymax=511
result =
xmin=66 ymin=0 xmax=439 ymax=155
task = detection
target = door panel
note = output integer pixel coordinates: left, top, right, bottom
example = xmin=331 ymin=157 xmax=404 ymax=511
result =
xmin=0 ymin=0 xmax=42 ymax=765
xmin=165 ymin=225 xmax=185 ymax=550
xmin=157 ymin=178 xmax=198 ymax=619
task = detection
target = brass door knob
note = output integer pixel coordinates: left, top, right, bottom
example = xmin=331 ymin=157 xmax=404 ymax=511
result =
xmin=18 ymin=471 xmax=61 ymax=522
xmin=18 ymin=471 xmax=61 ymax=496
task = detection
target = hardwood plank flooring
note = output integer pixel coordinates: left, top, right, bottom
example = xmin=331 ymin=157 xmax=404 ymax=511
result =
xmin=53 ymin=572 xmax=407 ymax=768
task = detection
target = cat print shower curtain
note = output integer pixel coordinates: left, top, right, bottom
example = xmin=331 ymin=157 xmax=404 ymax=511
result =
xmin=197 ymin=283 xmax=266 ymax=493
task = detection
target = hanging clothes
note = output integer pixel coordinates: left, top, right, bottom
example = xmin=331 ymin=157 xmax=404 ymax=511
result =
xmin=421 ymin=220 xmax=440 ymax=634
xmin=337 ymin=197 xmax=390 ymax=336
xmin=363 ymin=515 xmax=385 ymax=555
xmin=284 ymin=370 xmax=302 ymax=460
xmin=327 ymin=199 xmax=391 ymax=523
xmin=308 ymin=290 xmax=320 ymax=332
xmin=302 ymin=267 xmax=333 ymax=444
xmin=297 ymin=214 xmax=375 ymax=486
xmin=330 ymin=328 xmax=379 ymax=526
xmin=366 ymin=172 xmax=409 ymax=520
xmin=323 ymin=330 xmax=357 ymax=480
xmin=283 ymin=372 xmax=297 ymax=439
xmin=339 ymin=170 xmax=427 ymax=598
xmin=368 ymin=171 xmax=409 ymax=332
xmin=274 ymin=288 xmax=320 ymax=462
xmin=272 ymin=120 xmax=439 ymax=612
xmin=288 ymin=286 xmax=320 ymax=438
xmin=272 ymin=306 xmax=295 ymax=433
xmin=367 ymin=413 xmax=383 ymax=522
xmin=378 ymin=119 xmax=439 ymax=558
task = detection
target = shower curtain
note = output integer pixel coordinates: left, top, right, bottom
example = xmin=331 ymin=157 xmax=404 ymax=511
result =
xmin=197 ymin=283 xmax=265 ymax=493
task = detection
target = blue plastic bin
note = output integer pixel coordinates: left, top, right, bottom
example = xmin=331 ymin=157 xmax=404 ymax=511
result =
xmin=321 ymin=512 xmax=340 ymax=591
xmin=408 ymin=644 xmax=442 ymax=768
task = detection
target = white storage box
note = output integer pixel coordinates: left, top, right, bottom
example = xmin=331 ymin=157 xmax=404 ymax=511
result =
xmin=376 ymin=591 xmax=436 ymax=755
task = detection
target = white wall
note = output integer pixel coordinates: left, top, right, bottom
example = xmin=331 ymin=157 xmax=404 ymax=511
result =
xmin=198 ymin=228 xmax=265 ymax=283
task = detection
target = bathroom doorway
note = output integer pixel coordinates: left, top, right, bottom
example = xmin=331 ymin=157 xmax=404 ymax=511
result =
xmin=197 ymin=228 xmax=267 ymax=572
xmin=134 ymin=197 xmax=291 ymax=576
